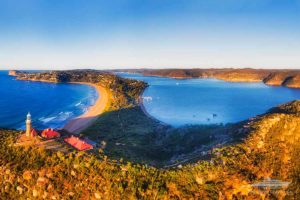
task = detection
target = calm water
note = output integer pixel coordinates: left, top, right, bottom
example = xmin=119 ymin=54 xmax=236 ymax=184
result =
xmin=0 ymin=71 xmax=98 ymax=130
xmin=118 ymin=73 xmax=300 ymax=126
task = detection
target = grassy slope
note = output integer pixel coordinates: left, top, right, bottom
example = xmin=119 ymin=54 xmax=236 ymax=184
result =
xmin=81 ymin=105 xmax=236 ymax=166
xmin=82 ymin=107 xmax=168 ymax=164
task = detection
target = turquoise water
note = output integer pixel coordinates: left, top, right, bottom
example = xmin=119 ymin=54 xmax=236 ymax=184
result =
xmin=0 ymin=71 xmax=98 ymax=130
xmin=118 ymin=73 xmax=300 ymax=126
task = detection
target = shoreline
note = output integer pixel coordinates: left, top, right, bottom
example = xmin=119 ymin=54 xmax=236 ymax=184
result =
xmin=11 ymin=78 xmax=110 ymax=133
xmin=63 ymin=82 xmax=109 ymax=134
xmin=139 ymin=89 xmax=169 ymax=126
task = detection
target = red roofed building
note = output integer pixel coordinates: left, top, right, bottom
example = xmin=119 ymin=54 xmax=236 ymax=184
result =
xmin=64 ymin=135 xmax=93 ymax=151
xmin=41 ymin=128 xmax=61 ymax=139
xmin=30 ymin=129 xmax=38 ymax=137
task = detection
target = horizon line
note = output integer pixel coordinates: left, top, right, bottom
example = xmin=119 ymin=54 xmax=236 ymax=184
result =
xmin=2 ymin=66 xmax=300 ymax=71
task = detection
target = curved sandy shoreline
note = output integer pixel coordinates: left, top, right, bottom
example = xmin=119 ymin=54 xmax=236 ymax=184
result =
xmin=139 ymin=89 xmax=168 ymax=126
xmin=63 ymin=82 xmax=109 ymax=134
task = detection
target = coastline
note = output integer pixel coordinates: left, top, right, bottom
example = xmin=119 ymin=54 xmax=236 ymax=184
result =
xmin=139 ymin=89 xmax=169 ymax=126
xmin=63 ymin=82 xmax=109 ymax=134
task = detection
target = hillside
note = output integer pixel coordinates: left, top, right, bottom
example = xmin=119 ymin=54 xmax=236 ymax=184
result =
xmin=12 ymin=70 xmax=147 ymax=110
xmin=11 ymin=70 xmax=237 ymax=166
xmin=1 ymin=101 xmax=300 ymax=199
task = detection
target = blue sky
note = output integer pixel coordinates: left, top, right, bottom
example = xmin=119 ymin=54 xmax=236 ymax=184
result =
xmin=0 ymin=0 xmax=300 ymax=69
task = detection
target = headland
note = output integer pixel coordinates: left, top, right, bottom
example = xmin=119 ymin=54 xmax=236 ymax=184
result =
xmin=8 ymin=69 xmax=300 ymax=166
xmin=9 ymin=70 xmax=147 ymax=134
xmin=2 ymin=69 xmax=300 ymax=198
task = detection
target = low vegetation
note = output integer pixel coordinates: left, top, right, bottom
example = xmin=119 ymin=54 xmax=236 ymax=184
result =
xmin=14 ymin=70 xmax=234 ymax=165
xmin=6 ymin=70 xmax=300 ymax=199
xmin=1 ymin=101 xmax=300 ymax=199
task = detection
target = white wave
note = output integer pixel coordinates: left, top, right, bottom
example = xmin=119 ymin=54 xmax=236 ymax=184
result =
xmin=39 ymin=112 xmax=73 ymax=124
xmin=39 ymin=116 xmax=56 ymax=123
xmin=75 ymin=101 xmax=82 ymax=106
xmin=56 ymin=112 xmax=73 ymax=121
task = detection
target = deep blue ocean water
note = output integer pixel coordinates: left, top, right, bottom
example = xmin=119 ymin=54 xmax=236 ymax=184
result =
xmin=118 ymin=73 xmax=300 ymax=127
xmin=0 ymin=71 xmax=98 ymax=130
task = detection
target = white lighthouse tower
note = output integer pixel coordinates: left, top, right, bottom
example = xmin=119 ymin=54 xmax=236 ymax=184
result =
xmin=25 ymin=112 xmax=31 ymax=137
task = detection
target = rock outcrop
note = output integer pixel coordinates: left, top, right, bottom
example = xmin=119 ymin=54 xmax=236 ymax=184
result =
xmin=282 ymin=74 xmax=300 ymax=88
xmin=8 ymin=70 xmax=19 ymax=76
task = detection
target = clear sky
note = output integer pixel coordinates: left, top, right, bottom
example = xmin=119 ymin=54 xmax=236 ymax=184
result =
xmin=0 ymin=0 xmax=300 ymax=70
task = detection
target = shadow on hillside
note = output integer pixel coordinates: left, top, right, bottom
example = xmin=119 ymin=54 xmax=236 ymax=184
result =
xmin=75 ymin=106 xmax=246 ymax=166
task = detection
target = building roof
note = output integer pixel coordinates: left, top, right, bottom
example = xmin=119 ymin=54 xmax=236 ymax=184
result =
xmin=30 ymin=129 xmax=38 ymax=136
xmin=41 ymin=128 xmax=60 ymax=139
xmin=83 ymin=137 xmax=97 ymax=146
xmin=64 ymin=136 xmax=93 ymax=151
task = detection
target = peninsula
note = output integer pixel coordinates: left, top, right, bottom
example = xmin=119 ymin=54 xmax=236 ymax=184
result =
xmin=10 ymin=70 xmax=147 ymax=131
xmin=8 ymin=68 xmax=300 ymax=166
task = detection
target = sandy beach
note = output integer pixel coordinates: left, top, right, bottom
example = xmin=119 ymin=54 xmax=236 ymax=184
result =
xmin=63 ymin=82 xmax=109 ymax=134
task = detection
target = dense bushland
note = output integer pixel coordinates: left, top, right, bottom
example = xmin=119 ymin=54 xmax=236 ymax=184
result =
xmin=1 ymin=101 xmax=300 ymax=199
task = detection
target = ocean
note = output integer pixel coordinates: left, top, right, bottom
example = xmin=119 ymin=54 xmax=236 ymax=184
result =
xmin=118 ymin=73 xmax=300 ymax=127
xmin=0 ymin=71 xmax=98 ymax=130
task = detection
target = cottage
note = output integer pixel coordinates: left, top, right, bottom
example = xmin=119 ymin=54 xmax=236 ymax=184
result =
xmin=64 ymin=135 xmax=93 ymax=151
xmin=41 ymin=128 xmax=61 ymax=139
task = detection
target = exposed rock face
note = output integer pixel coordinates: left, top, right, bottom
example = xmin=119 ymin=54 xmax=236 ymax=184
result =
xmin=282 ymin=74 xmax=300 ymax=88
xmin=263 ymin=72 xmax=300 ymax=89
xmin=263 ymin=72 xmax=290 ymax=86
xmin=8 ymin=70 xmax=19 ymax=76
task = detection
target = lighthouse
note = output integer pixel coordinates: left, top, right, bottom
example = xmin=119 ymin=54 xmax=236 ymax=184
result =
xmin=25 ymin=112 xmax=32 ymax=137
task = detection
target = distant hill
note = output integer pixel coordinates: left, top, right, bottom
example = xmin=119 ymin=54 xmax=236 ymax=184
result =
xmin=116 ymin=68 xmax=300 ymax=88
